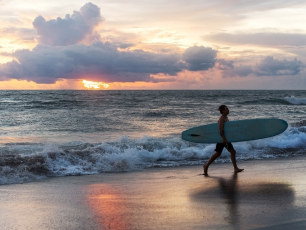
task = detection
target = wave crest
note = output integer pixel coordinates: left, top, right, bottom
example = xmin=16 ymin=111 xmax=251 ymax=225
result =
xmin=1 ymin=126 xmax=306 ymax=185
xmin=284 ymin=96 xmax=306 ymax=105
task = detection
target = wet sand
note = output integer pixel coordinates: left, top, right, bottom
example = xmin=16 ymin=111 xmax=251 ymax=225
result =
xmin=1 ymin=155 xmax=306 ymax=230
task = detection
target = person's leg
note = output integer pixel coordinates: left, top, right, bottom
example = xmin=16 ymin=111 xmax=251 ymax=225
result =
xmin=203 ymin=151 xmax=221 ymax=175
xmin=229 ymin=148 xmax=244 ymax=173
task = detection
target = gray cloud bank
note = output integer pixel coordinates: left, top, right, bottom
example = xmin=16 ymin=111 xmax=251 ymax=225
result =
xmin=224 ymin=56 xmax=304 ymax=77
xmin=0 ymin=42 xmax=217 ymax=83
xmin=204 ymin=32 xmax=306 ymax=47
xmin=183 ymin=46 xmax=217 ymax=71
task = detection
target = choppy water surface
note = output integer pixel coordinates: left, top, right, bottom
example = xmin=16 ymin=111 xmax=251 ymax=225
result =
xmin=0 ymin=90 xmax=306 ymax=184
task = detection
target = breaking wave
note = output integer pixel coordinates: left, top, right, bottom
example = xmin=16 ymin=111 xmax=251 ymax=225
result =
xmin=1 ymin=124 xmax=306 ymax=185
xmin=284 ymin=96 xmax=306 ymax=105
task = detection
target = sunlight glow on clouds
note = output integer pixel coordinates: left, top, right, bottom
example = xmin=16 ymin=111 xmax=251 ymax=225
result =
xmin=33 ymin=2 xmax=103 ymax=46
xmin=0 ymin=0 xmax=306 ymax=89
xmin=82 ymin=80 xmax=109 ymax=89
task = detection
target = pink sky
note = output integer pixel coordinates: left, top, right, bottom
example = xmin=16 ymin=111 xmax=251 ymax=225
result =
xmin=1 ymin=1 xmax=306 ymax=89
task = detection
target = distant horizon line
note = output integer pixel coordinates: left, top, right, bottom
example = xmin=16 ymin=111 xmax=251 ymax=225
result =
xmin=0 ymin=89 xmax=304 ymax=91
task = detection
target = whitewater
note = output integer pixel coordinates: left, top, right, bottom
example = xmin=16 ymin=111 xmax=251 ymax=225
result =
xmin=0 ymin=90 xmax=305 ymax=184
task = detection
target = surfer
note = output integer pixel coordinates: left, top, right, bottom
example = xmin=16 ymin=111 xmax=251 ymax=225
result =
xmin=203 ymin=105 xmax=244 ymax=175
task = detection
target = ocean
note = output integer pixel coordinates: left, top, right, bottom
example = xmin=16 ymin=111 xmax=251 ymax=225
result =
xmin=0 ymin=90 xmax=306 ymax=185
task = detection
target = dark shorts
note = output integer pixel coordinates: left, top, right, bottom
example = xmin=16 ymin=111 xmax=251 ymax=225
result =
xmin=215 ymin=142 xmax=234 ymax=154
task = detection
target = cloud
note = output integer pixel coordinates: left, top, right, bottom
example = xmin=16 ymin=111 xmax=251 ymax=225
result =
xmin=223 ymin=56 xmax=305 ymax=77
xmin=182 ymin=46 xmax=217 ymax=71
xmin=0 ymin=41 xmax=181 ymax=83
xmin=0 ymin=52 xmax=12 ymax=56
xmin=4 ymin=2 xmax=304 ymax=86
xmin=0 ymin=27 xmax=36 ymax=41
xmin=204 ymin=32 xmax=306 ymax=47
xmin=228 ymin=65 xmax=253 ymax=77
xmin=218 ymin=0 xmax=305 ymax=13
xmin=256 ymin=56 xmax=304 ymax=75
xmin=0 ymin=2 xmax=220 ymax=84
xmin=0 ymin=43 xmax=219 ymax=83
xmin=32 ymin=2 xmax=103 ymax=46
xmin=215 ymin=59 xmax=234 ymax=70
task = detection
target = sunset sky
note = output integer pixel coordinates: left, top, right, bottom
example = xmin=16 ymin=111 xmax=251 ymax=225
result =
xmin=1 ymin=0 xmax=306 ymax=89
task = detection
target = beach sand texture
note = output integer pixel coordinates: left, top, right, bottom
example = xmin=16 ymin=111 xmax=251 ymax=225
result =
xmin=1 ymin=156 xmax=306 ymax=230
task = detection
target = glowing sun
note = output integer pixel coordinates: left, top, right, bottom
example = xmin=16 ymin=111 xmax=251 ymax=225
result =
xmin=82 ymin=80 xmax=109 ymax=90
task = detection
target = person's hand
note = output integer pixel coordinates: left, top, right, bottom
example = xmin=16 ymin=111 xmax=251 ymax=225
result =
xmin=222 ymin=138 xmax=227 ymax=144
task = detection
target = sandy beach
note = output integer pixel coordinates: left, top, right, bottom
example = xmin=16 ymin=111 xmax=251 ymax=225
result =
xmin=1 ymin=155 xmax=306 ymax=230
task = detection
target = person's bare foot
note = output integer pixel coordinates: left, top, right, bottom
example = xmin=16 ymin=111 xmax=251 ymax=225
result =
xmin=234 ymin=168 xmax=244 ymax=173
xmin=203 ymin=163 xmax=208 ymax=175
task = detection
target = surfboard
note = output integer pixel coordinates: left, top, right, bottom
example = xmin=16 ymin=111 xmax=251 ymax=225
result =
xmin=182 ymin=118 xmax=288 ymax=143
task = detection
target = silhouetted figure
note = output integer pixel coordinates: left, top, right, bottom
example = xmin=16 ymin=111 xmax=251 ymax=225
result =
xmin=203 ymin=105 xmax=244 ymax=175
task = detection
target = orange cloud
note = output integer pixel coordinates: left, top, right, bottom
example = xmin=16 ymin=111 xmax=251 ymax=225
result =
xmin=0 ymin=79 xmax=85 ymax=90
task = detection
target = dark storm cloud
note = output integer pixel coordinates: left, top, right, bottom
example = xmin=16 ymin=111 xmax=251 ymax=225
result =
xmin=204 ymin=32 xmax=306 ymax=47
xmin=223 ymin=56 xmax=305 ymax=77
xmin=182 ymin=46 xmax=217 ymax=71
xmin=0 ymin=43 xmax=219 ymax=83
xmin=33 ymin=2 xmax=103 ymax=46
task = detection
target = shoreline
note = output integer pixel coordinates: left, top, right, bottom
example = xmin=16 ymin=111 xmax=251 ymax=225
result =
xmin=1 ymin=155 xmax=306 ymax=229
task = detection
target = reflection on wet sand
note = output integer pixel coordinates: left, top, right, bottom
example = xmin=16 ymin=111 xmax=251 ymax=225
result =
xmin=85 ymin=179 xmax=194 ymax=230
xmin=86 ymin=184 xmax=131 ymax=230
xmin=190 ymin=174 xmax=295 ymax=229
xmin=218 ymin=174 xmax=239 ymax=225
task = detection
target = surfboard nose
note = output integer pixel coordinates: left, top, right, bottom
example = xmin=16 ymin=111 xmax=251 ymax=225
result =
xmin=281 ymin=119 xmax=288 ymax=127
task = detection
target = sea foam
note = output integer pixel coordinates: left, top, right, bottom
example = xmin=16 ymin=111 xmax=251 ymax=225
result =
xmin=0 ymin=125 xmax=305 ymax=185
xmin=284 ymin=96 xmax=306 ymax=105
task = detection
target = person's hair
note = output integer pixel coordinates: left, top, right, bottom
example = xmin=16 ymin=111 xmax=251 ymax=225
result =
xmin=218 ymin=105 xmax=227 ymax=114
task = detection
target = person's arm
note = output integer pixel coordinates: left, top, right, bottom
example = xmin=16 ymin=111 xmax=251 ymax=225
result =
xmin=219 ymin=118 xmax=228 ymax=144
